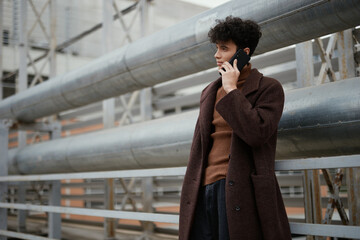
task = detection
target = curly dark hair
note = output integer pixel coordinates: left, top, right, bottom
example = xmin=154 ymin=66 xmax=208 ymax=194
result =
xmin=208 ymin=16 xmax=262 ymax=56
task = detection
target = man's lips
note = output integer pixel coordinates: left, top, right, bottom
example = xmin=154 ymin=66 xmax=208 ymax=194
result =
xmin=217 ymin=62 xmax=223 ymax=67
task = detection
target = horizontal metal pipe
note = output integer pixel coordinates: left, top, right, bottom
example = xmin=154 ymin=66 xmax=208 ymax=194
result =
xmin=8 ymin=78 xmax=360 ymax=175
xmin=1 ymin=0 xmax=360 ymax=122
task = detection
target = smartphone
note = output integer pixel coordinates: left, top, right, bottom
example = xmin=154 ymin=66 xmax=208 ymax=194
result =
xmin=219 ymin=48 xmax=250 ymax=75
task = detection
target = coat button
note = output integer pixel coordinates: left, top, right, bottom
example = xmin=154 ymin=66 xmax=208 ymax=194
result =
xmin=187 ymin=201 xmax=191 ymax=205
xmin=235 ymin=206 xmax=241 ymax=211
xmin=229 ymin=181 xmax=234 ymax=186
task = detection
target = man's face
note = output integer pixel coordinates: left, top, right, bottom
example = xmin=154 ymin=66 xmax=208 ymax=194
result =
xmin=214 ymin=40 xmax=237 ymax=69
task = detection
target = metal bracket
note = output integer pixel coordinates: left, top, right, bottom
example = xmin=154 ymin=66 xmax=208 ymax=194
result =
xmin=0 ymin=119 xmax=13 ymax=129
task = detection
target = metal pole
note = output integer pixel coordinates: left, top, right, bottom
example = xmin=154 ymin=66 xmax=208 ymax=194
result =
xmin=48 ymin=122 xmax=61 ymax=239
xmin=338 ymin=28 xmax=360 ymax=228
xmin=296 ymin=40 xmax=322 ymax=240
xmin=49 ymin=0 xmax=57 ymax=79
xmin=102 ymin=1 xmax=116 ymax=239
xmin=17 ymin=0 xmax=28 ymax=232
xmin=141 ymin=177 xmax=154 ymax=237
xmin=295 ymin=41 xmax=314 ymax=88
xmin=139 ymin=1 xmax=154 ymax=237
xmin=45 ymin=1 xmax=61 ymax=237
xmin=18 ymin=0 xmax=27 ymax=93
xmin=140 ymin=0 xmax=152 ymax=122
xmin=0 ymin=0 xmax=3 ymax=100
xmin=337 ymin=29 xmax=356 ymax=80
xmin=0 ymin=120 xmax=9 ymax=240
xmin=101 ymin=0 xmax=115 ymax=130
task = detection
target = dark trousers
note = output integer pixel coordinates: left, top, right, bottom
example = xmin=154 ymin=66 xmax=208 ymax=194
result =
xmin=189 ymin=178 xmax=230 ymax=240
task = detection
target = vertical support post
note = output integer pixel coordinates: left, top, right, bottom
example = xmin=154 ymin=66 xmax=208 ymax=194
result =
xmin=102 ymin=1 xmax=116 ymax=239
xmin=140 ymin=0 xmax=152 ymax=122
xmin=48 ymin=121 xmax=61 ymax=239
xmin=338 ymin=29 xmax=360 ymax=228
xmin=48 ymin=180 xmax=61 ymax=238
xmin=16 ymin=181 xmax=26 ymax=232
xmin=337 ymin=29 xmax=356 ymax=80
xmin=140 ymin=1 xmax=154 ymax=238
xmin=0 ymin=120 xmax=9 ymax=240
xmin=17 ymin=0 xmax=28 ymax=232
xmin=18 ymin=0 xmax=27 ymax=93
xmin=49 ymin=0 xmax=57 ymax=79
xmin=141 ymin=177 xmax=154 ymax=235
xmin=295 ymin=41 xmax=314 ymax=88
xmin=104 ymin=179 xmax=116 ymax=240
xmin=346 ymin=168 xmax=360 ymax=227
xmin=303 ymin=170 xmax=323 ymax=237
xmin=101 ymin=0 xmax=115 ymax=129
xmin=0 ymin=0 xmax=3 ymax=100
xmin=48 ymin=1 xmax=60 ymax=237
xmin=296 ymin=41 xmax=322 ymax=240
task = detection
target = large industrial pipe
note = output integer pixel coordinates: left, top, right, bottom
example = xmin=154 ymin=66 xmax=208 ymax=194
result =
xmin=1 ymin=0 xmax=360 ymax=122
xmin=8 ymin=77 xmax=360 ymax=175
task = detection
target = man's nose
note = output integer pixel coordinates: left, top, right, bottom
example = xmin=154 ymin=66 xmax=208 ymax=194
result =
xmin=214 ymin=50 xmax=220 ymax=58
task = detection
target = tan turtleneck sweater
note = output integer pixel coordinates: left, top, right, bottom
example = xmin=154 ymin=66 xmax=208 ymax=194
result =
xmin=203 ymin=63 xmax=252 ymax=186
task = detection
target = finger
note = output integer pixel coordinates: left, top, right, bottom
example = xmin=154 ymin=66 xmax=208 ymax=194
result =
xmin=222 ymin=62 xmax=232 ymax=71
xmin=218 ymin=68 xmax=225 ymax=74
xmin=233 ymin=59 xmax=239 ymax=72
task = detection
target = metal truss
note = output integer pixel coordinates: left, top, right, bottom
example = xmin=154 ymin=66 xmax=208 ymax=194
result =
xmin=315 ymin=34 xmax=338 ymax=84
xmin=321 ymin=169 xmax=349 ymax=225
xmin=17 ymin=0 xmax=57 ymax=88
xmin=296 ymin=28 xmax=358 ymax=240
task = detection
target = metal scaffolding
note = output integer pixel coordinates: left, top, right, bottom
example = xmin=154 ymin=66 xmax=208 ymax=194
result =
xmin=0 ymin=0 xmax=360 ymax=239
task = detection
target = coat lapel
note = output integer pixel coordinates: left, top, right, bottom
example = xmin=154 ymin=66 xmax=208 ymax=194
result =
xmin=199 ymin=77 xmax=222 ymax=164
xmin=241 ymin=68 xmax=263 ymax=97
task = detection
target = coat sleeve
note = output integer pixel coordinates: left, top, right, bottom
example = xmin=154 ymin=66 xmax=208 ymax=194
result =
xmin=215 ymin=79 xmax=284 ymax=147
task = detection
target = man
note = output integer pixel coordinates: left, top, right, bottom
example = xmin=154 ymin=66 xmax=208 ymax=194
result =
xmin=179 ymin=16 xmax=292 ymax=240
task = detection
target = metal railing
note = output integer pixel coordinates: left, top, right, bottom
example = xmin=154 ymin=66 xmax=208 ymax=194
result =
xmin=1 ymin=155 xmax=360 ymax=239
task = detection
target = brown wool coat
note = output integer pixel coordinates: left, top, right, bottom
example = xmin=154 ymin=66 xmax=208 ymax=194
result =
xmin=179 ymin=69 xmax=292 ymax=240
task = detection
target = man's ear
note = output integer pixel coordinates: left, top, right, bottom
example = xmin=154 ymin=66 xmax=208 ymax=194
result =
xmin=243 ymin=47 xmax=250 ymax=55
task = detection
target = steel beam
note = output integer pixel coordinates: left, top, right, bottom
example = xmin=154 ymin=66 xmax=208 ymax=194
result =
xmin=48 ymin=122 xmax=61 ymax=239
xmin=295 ymin=41 xmax=314 ymax=88
xmin=337 ymin=29 xmax=356 ymax=80
xmin=0 ymin=0 xmax=360 ymax=122
xmin=102 ymin=1 xmax=116 ymax=239
xmin=0 ymin=202 xmax=180 ymax=223
xmin=17 ymin=0 xmax=28 ymax=232
xmin=0 ymin=230 xmax=56 ymax=240
xmin=0 ymin=121 xmax=9 ymax=240
xmin=0 ymin=0 xmax=3 ymax=100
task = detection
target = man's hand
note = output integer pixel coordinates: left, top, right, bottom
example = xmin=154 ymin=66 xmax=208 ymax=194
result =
xmin=218 ymin=59 xmax=240 ymax=93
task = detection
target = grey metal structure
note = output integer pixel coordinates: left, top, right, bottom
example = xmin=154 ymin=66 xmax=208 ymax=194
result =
xmin=1 ymin=0 xmax=360 ymax=239
xmin=0 ymin=0 xmax=360 ymax=122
